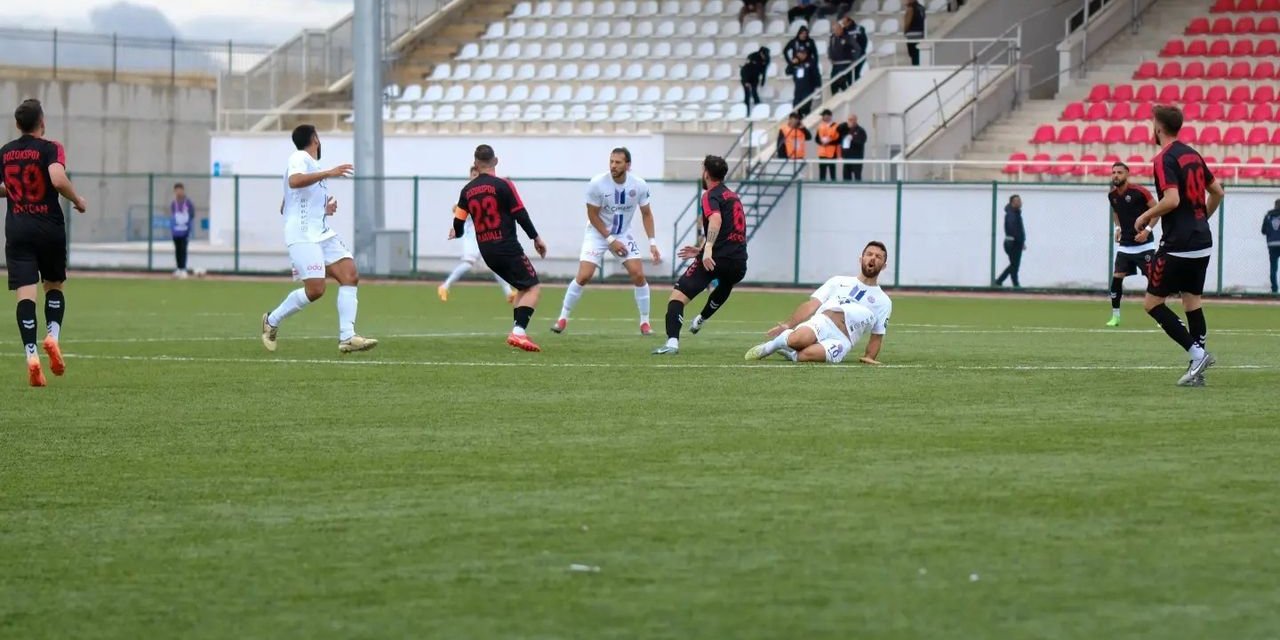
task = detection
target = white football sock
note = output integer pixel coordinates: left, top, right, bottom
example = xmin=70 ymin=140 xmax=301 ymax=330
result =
xmin=780 ymin=346 xmax=798 ymax=361
xmin=559 ymin=280 xmax=585 ymax=320
xmin=267 ymin=288 xmax=311 ymax=327
xmin=1112 ymin=309 xmax=1121 ymax=317
xmin=337 ymin=286 xmax=358 ymax=341
xmin=47 ymin=321 xmax=60 ymax=341
xmin=494 ymin=273 xmax=512 ymax=296
xmin=443 ymin=261 xmax=472 ymax=288
xmin=762 ymin=329 xmax=793 ymax=356
xmin=634 ymin=283 xmax=651 ymax=324
xmin=512 ymin=325 xmax=527 ymax=337
xmin=665 ymin=337 xmax=679 ymax=349
xmin=1188 ymin=344 xmax=1206 ymax=361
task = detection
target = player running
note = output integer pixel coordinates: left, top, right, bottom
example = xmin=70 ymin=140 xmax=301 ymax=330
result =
xmin=260 ymin=124 xmax=377 ymax=354
xmin=551 ymin=147 xmax=661 ymax=335
xmin=438 ymin=165 xmax=515 ymax=304
xmin=653 ymin=155 xmax=748 ymax=355
xmin=1136 ymin=105 xmax=1225 ymax=387
xmin=1 ymin=99 xmax=87 ymax=386
xmin=454 ymin=144 xmax=548 ymax=352
xmin=1106 ymin=161 xmax=1157 ymax=327
xmin=745 ymin=241 xmax=892 ymax=364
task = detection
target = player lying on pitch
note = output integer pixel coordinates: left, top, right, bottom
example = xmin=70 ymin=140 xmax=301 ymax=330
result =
xmin=745 ymin=241 xmax=892 ymax=364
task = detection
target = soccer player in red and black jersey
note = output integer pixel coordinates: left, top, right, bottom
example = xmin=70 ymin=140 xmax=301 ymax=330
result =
xmin=1135 ymin=105 xmax=1225 ymax=387
xmin=0 ymin=99 xmax=86 ymax=386
xmin=453 ymin=144 xmax=547 ymax=352
xmin=653 ymin=155 xmax=749 ymax=355
xmin=1105 ymin=161 xmax=1157 ymax=327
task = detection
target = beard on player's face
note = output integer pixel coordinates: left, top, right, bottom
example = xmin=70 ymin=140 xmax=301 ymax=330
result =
xmin=861 ymin=259 xmax=883 ymax=278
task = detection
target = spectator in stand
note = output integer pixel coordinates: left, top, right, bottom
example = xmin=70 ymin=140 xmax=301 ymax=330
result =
xmin=784 ymin=25 xmax=819 ymax=67
xmin=787 ymin=0 xmax=818 ymax=24
xmin=815 ymin=0 xmax=851 ymax=19
xmin=836 ymin=114 xmax=867 ymax=181
xmin=169 ymin=182 xmax=197 ymax=278
xmin=828 ymin=21 xmax=855 ymax=93
xmin=740 ymin=49 xmax=766 ymax=112
xmin=816 ymin=110 xmax=841 ymax=181
xmin=787 ymin=48 xmax=821 ymax=117
xmin=904 ymin=0 xmax=927 ymax=66
xmin=842 ymin=16 xmax=870 ymax=81
xmin=777 ymin=112 xmax=812 ymax=161
xmin=739 ymin=0 xmax=766 ymax=25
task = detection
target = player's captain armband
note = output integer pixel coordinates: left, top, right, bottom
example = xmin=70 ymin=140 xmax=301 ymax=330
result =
xmin=453 ymin=206 xmax=468 ymax=220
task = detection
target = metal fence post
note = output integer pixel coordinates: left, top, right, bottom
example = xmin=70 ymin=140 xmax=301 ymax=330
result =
xmin=170 ymin=37 xmax=177 ymax=85
xmin=1217 ymin=195 xmax=1226 ymax=294
xmin=1106 ymin=199 xmax=1115 ymax=283
xmin=894 ymin=180 xmax=903 ymax=287
xmin=989 ymin=181 xmax=998 ymax=286
xmin=411 ymin=176 xmax=420 ymax=275
xmin=234 ymin=176 xmax=241 ymax=273
xmin=227 ymin=40 xmax=233 ymax=73
xmin=793 ymin=180 xmax=802 ymax=285
xmin=52 ymin=29 xmax=58 ymax=78
xmin=112 ymin=33 xmax=118 ymax=81
xmin=146 ymin=173 xmax=155 ymax=271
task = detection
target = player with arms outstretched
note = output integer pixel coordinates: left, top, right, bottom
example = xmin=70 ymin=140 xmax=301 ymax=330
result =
xmin=746 ymin=241 xmax=892 ymax=364
xmin=552 ymin=147 xmax=662 ymax=335
xmin=1 ymin=99 xmax=87 ymax=386
xmin=438 ymin=165 xmax=515 ymax=303
xmin=1105 ymin=161 xmax=1157 ymax=327
xmin=454 ymin=144 xmax=548 ymax=352
xmin=260 ymin=124 xmax=377 ymax=354
xmin=653 ymin=155 xmax=748 ymax=355
xmin=1136 ymin=105 xmax=1225 ymax=387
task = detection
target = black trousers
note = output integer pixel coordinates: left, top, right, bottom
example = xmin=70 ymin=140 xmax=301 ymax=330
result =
xmin=906 ymin=36 xmax=922 ymax=66
xmin=996 ymin=241 xmax=1023 ymax=287
xmin=1269 ymin=245 xmax=1280 ymax=292
xmin=173 ymin=237 xmax=189 ymax=271
xmin=742 ymin=81 xmax=760 ymax=112
xmin=831 ymin=63 xmax=852 ymax=93
xmin=819 ymin=160 xmax=837 ymax=181
xmin=843 ymin=156 xmax=864 ymax=181
xmin=787 ymin=5 xmax=818 ymax=22
xmin=854 ymin=60 xmax=865 ymax=81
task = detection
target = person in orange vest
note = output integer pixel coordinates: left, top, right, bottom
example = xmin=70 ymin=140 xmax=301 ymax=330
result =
xmin=815 ymin=109 xmax=841 ymax=181
xmin=776 ymin=112 xmax=811 ymax=161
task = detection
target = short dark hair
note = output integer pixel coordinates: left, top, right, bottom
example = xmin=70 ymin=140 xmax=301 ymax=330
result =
xmin=1009 ymin=194 xmax=1021 ymax=203
xmin=291 ymin=124 xmax=317 ymax=150
xmin=474 ymin=144 xmax=496 ymax=167
xmin=788 ymin=111 xmax=800 ymax=120
xmin=1153 ymin=105 xmax=1183 ymax=135
xmin=820 ymin=109 xmax=832 ymax=116
xmin=1112 ymin=161 xmax=1129 ymax=171
xmin=864 ymin=240 xmax=888 ymax=259
xmin=611 ymin=147 xmax=631 ymax=164
xmin=15 ymin=99 xmax=42 ymax=134
xmin=703 ymin=155 xmax=729 ymax=182
xmin=173 ymin=182 xmax=185 ymax=190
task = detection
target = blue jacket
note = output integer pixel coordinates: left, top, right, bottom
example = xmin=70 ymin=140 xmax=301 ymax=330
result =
xmin=1263 ymin=209 xmax=1280 ymax=246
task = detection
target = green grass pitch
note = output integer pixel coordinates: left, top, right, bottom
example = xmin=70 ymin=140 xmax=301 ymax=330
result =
xmin=2 ymin=277 xmax=1278 ymax=639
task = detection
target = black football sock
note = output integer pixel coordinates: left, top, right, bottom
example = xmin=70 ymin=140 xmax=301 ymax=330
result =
xmin=1109 ymin=277 xmax=1123 ymax=310
xmin=16 ymin=299 xmax=37 ymax=358
xmin=665 ymin=300 xmax=685 ymax=340
xmin=698 ymin=282 xmax=735 ymax=320
xmin=513 ymin=305 xmax=534 ymax=331
xmin=45 ymin=289 xmax=65 ymax=340
xmin=1148 ymin=303 xmax=1195 ymax=351
xmin=1186 ymin=308 xmax=1206 ymax=348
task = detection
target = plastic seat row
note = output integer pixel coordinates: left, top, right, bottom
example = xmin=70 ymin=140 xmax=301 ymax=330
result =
xmin=1160 ymin=37 xmax=1280 ymax=57
xmin=428 ymin=61 xmax=749 ymax=83
xmin=1211 ymin=0 xmax=1280 ymax=12
xmin=399 ymin=83 xmax=746 ymax=106
xmin=1133 ymin=59 xmax=1280 ymax=80
xmin=389 ymin=102 xmax=797 ymax=125
xmin=1061 ymin=101 xmax=1280 ymax=124
xmin=1085 ymin=83 xmax=1280 ymax=104
xmin=458 ymin=40 xmax=774 ymax=63
xmin=1003 ymin=152 xmax=1280 ymax=180
xmin=1033 ymin=123 xmax=1280 ymax=147
xmin=1186 ymin=15 xmax=1280 ymax=34
xmin=510 ymin=0 xmax=733 ymax=19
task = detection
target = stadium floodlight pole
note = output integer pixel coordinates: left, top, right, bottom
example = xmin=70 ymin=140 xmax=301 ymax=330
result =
xmin=352 ymin=0 xmax=386 ymax=273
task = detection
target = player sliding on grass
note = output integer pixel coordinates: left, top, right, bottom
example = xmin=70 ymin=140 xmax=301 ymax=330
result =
xmin=746 ymin=241 xmax=892 ymax=364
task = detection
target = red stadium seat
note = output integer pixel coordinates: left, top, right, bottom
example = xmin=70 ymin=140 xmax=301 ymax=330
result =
xmin=1272 ymin=129 xmax=1280 ymax=145
xmin=1229 ymin=85 xmax=1253 ymax=104
xmin=1157 ymin=85 xmax=1180 ymax=103
xmin=1183 ymin=85 xmax=1206 ymax=103
xmin=1200 ymin=125 xmax=1223 ymax=146
xmin=1086 ymin=102 xmax=1110 ymax=121
xmin=1187 ymin=17 xmax=1211 ymax=35
xmin=1211 ymin=17 xmax=1234 ymax=34
xmin=1234 ymin=17 xmax=1256 ymax=34
xmin=1255 ymin=86 xmax=1276 ymax=105
xmin=1241 ymin=157 xmax=1267 ymax=179
xmin=1056 ymin=125 xmax=1081 ymax=144
xmin=1187 ymin=39 xmax=1209 ymax=56
xmin=1104 ymin=125 xmax=1128 ymax=145
xmin=1061 ymin=102 xmax=1086 ymax=121
xmin=1002 ymin=152 xmax=1028 ymax=175
xmin=1229 ymin=61 xmax=1252 ymax=79
xmin=1048 ymin=153 xmax=1076 ymax=177
xmin=1112 ymin=84 xmax=1134 ymax=102
xmin=1267 ymin=159 xmax=1280 ymax=181
xmin=1134 ymin=102 xmax=1154 ymax=121
xmin=1134 ymin=61 xmax=1159 ymax=79
xmin=1251 ymin=61 xmax=1275 ymax=80
xmin=1206 ymin=61 xmax=1229 ymax=79
xmin=1184 ymin=102 xmax=1204 ymax=121
xmin=1179 ymin=126 xmax=1200 ymax=144
xmin=1259 ymin=16 xmax=1280 ymax=33
xmin=1160 ymin=39 xmax=1186 ymax=57
xmin=1184 ymin=61 xmax=1206 ymax=79
xmin=1218 ymin=156 xmax=1240 ymax=179
xmin=1160 ymin=61 xmax=1184 ymax=79
xmin=1076 ymin=153 xmax=1098 ymax=178
xmin=1086 ymin=84 xmax=1111 ymax=102
xmin=1127 ymin=126 xmax=1151 ymax=145
xmin=1211 ymin=0 xmax=1234 ymax=11
xmin=1257 ymin=40 xmax=1278 ymax=57
xmin=1127 ymin=155 xmax=1151 ymax=177
xmin=1251 ymin=103 xmax=1275 ymax=123
xmin=1097 ymin=154 xmax=1123 ymax=177
xmin=1109 ymin=102 xmax=1133 ymax=122
xmin=1223 ymin=126 xmax=1247 ymax=145
xmin=1204 ymin=103 xmax=1227 ymax=121
xmin=1030 ymin=125 xmax=1056 ymax=145
xmin=1238 ymin=0 xmax=1258 ymax=10
xmin=1026 ymin=153 xmax=1052 ymax=175
xmin=1227 ymin=103 xmax=1250 ymax=122
xmin=1136 ymin=84 xmax=1157 ymax=102
xmin=1209 ymin=39 xmax=1232 ymax=56
xmin=1246 ymin=126 xmax=1270 ymax=146
xmin=1081 ymin=125 xmax=1104 ymax=144
xmin=1231 ymin=40 xmax=1254 ymax=56
xmin=1206 ymin=85 xmax=1228 ymax=103
xmin=1263 ymin=0 xmax=1280 ymax=11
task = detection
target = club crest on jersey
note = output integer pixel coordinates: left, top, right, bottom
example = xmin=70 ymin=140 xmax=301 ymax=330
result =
xmin=629 ymin=189 xmax=637 ymax=198
xmin=868 ymin=296 xmax=877 ymax=303
xmin=1125 ymin=194 xmax=1132 ymax=202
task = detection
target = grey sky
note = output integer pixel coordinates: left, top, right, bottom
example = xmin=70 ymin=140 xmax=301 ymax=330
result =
xmin=21 ymin=0 xmax=353 ymax=44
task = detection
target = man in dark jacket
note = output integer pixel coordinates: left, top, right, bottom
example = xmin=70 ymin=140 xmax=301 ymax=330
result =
xmin=995 ymin=195 xmax=1025 ymax=287
xmin=904 ymin=0 xmax=927 ymax=66
xmin=740 ymin=50 xmax=765 ymax=112
xmin=828 ymin=22 xmax=855 ymax=93
xmin=784 ymin=26 xmax=820 ymax=70
xmin=836 ymin=114 xmax=867 ymax=181
xmin=788 ymin=48 xmax=821 ymax=117
xmin=842 ymin=16 xmax=869 ymax=81
xmin=1263 ymin=199 xmax=1280 ymax=293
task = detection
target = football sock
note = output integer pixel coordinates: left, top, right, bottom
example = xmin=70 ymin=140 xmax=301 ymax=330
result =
xmin=337 ymin=286 xmax=358 ymax=341
xmin=1186 ymin=308 xmax=1206 ymax=349
xmin=698 ymin=283 xmax=735 ymax=320
xmin=762 ymin=329 xmax=793 ymax=356
xmin=45 ymin=290 xmax=64 ymax=340
xmin=665 ymin=300 xmax=684 ymax=341
xmin=779 ymin=346 xmax=798 ymax=361
xmin=559 ymin=281 xmax=584 ymax=320
xmin=16 ymin=299 xmax=37 ymax=358
xmin=634 ymin=283 xmax=651 ymax=324
xmin=513 ymin=305 xmax=534 ymax=336
xmin=1148 ymin=303 xmax=1195 ymax=351
xmin=267 ymin=288 xmax=311 ymax=327
xmin=443 ymin=262 xmax=471 ymax=288
xmin=1110 ymin=276 xmax=1123 ymax=312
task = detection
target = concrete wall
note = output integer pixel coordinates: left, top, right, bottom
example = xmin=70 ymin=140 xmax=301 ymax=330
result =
xmin=906 ymin=64 xmax=1023 ymax=179
xmin=935 ymin=0 xmax=1085 ymax=99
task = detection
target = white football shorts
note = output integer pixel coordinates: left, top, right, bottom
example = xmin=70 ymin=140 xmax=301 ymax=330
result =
xmin=799 ymin=312 xmax=853 ymax=364
xmin=578 ymin=228 xmax=643 ymax=265
xmin=289 ymin=236 xmax=353 ymax=281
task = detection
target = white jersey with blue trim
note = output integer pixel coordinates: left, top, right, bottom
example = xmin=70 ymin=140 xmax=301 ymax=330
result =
xmin=584 ymin=171 xmax=651 ymax=236
xmin=811 ymin=275 xmax=892 ymax=336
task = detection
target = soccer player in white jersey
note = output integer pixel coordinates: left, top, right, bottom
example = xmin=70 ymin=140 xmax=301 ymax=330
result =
xmin=551 ymin=147 xmax=662 ymax=335
xmin=745 ymin=241 xmax=892 ymax=364
xmin=438 ymin=165 xmax=515 ymax=303
xmin=260 ymin=125 xmax=377 ymax=353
